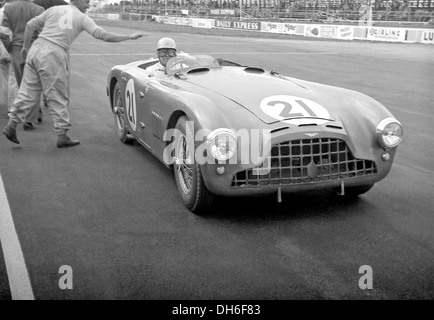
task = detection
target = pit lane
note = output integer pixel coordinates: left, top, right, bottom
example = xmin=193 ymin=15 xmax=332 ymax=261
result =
xmin=0 ymin=27 xmax=433 ymax=300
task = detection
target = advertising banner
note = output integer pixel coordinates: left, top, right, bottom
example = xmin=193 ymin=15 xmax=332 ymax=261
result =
xmin=366 ymin=27 xmax=406 ymax=42
xmin=221 ymin=9 xmax=235 ymax=15
xmin=353 ymin=26 xmax=368 ymax=40
xmin=152 ymin=16 xmax=433 ymax=45
xmin=215 ymin=20 xmax=261 ymax=31
xmin=420 ymin=30 xmax=434 ymax=44
xmin=319 ymin=25 xmax=338 ymax=39
xmin=261 ymin=22 xmax=283 ymax=34
xmin=284 ymin=23 xmax=305 ymax=35
xmin=261 ymin=22 xmax=300 ymax=35
xmin=166 ymin=17 xmax=176 ymax=25
xmin=405 ymin=29 xmax=421 ymax=43
xmin=88 ymin=12 xmax=108 ymax=19
xmin=336 ymin=26 xmax=354 ymax=40
xmin=305 ymin=25 xmax=321 ymax=38
xmin=192 ymin=19 xmax=214 ymax=29
xmin=306 ymin=25 xmax=354 ymax=40
xmin=107 ymin=14 xmax=119 ymax=20
xmin=210 ymin=9 xmax=235 ymax=15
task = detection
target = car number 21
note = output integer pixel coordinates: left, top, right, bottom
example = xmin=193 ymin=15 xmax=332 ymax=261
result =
xmin=125 ymin=79 xmax=137 ymax=131
xmin=260 ymin=95 xmax=331 ymax=125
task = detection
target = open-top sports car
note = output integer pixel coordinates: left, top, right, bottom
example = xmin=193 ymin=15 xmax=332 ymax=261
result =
xmin=106 ymin=54 xmax=403 ymax=214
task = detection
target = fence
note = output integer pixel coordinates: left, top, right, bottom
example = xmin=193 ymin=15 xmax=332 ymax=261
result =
xmin=96 ymin=0 xmax=434 ymax=23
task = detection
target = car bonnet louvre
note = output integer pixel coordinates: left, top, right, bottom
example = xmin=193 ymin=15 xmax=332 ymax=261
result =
xmin=271 ymin=127 xmax=290 ymax=134
xmin=244 ymin=67 xmax=265 ymax=74
xmin=297 ymin=123 xmax=318 ymax=127
xmin=187 ymin=67 xmax=210 ymax=74
xmin=326 ymin=124 xmax=343 ymax=129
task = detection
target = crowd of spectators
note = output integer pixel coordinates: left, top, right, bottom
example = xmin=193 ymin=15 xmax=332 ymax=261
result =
xmin=97 ymin=0 xmax=433 ymax=22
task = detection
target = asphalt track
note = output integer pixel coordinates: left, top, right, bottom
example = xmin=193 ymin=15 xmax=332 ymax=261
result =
xmin=0 ymin=26 xmax=433 ymax=300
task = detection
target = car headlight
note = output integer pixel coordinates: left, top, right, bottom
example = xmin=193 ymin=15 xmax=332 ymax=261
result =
xmin=207 ymin=129 xmax=237 ymax=161
xmin=376 ymin=118 xmax=403 ymax=148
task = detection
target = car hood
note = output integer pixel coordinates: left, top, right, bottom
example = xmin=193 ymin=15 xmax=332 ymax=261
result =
xmin=179 ymin=68 xmax=378 ymax=126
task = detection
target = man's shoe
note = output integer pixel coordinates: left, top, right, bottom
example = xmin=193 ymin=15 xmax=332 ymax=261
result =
xmin=23 ymin=122 xmax=36 ymax=131
xmin=57 ymin=135 xmax=80 ymax=148
xmin=2 ymin=125 xmax=20 ymax=144
xmin=38 ymin=108 xmax=43 ymax=123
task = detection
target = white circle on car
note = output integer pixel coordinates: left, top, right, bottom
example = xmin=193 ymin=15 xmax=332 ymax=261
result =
xmin=260 ymin=95 xmax=331 ymax=125
xmin=125 ymin=79 xmax=137 ymax=131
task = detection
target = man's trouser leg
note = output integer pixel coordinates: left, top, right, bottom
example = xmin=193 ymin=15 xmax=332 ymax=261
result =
xmin=10 ymin=45 xmax=39 ymax=124
xmin=32 ymin=40 xmax=72 ymax=135
xmin=0 ymin=60 xmax=8 ymax=113
xmin=10 ymin=46 xmax=23 ymax=86
xmin=7 ymin=63 xmax=18 ymax=112
xmin=37 ymin=44 xmax=78 ymax=148
xmin=7 ymin=57 xmax=43 ymax=125
xmin=3 ymin=56 xmax=41 ymax=144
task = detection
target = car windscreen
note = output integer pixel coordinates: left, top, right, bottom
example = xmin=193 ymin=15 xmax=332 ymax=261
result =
xmin=166 ymin=54 xmax=221 ymax=75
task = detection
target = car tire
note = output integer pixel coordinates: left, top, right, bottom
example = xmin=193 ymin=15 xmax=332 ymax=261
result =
xmin=113 ymin=82 xmax=134 ymax=144
xmin=339 ymin=184 xmax=375 ymax=197
xmin=173 ymin=115 xmax=214 ymax=215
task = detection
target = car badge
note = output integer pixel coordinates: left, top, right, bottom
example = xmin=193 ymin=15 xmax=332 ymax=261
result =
xmin=305 ymin=133 xmax=319 ymax=137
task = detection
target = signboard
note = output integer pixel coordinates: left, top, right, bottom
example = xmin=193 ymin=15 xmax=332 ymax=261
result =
xmin=215 ymin=20 xmax=261 ymax=31
xmin=192 ymin=19 xmax=214 ymax=29
xmin=421 ymin=30 xmax=434 ymax=44
xmin=336 ymin=26 xmax=354 ymax=40
xmin=261 ymin=22 xmax=300 ymax=35
xmin=366 ymin=27 xmax=406 ymax=42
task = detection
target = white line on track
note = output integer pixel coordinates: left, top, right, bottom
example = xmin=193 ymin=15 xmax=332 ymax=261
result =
xmin=0 ymin=173 xmax=34 ymax=300
xmin=70 ymin=52 xmax=338 ymax=56
xmin=74 ymin=42 xmax=261 ymax=45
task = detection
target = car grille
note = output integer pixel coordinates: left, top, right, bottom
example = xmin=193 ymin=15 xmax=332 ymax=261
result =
xmin=231 ymin=138 xmax=377 ymax=188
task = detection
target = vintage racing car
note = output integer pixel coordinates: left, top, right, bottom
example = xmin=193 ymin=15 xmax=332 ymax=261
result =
xmin=106 ymin=54 xmax=403 ymax=214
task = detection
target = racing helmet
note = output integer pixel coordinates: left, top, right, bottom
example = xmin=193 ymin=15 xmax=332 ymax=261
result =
xmin=157 ymin=38 xmax=177 ymax=51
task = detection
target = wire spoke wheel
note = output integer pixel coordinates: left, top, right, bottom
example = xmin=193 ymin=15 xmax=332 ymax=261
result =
xmin=114 ymin=88 xmax=125 ymax=132
xmin=173 ymin=116 xmax=214 ymax=215
xmin=112 ymin=82 xmax=134 ymax=144
xmin=176 ymin=134 xmax=193 ymax=195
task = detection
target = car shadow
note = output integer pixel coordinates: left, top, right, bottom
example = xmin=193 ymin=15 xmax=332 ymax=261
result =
xmin=128 ymin=140 xmax=375 ymax=223
xmin=204 ymin=191 xmax=373 ymax=223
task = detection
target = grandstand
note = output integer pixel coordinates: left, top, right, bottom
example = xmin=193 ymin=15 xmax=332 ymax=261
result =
xmin=94 ymin=0 xmax=434 ymax=24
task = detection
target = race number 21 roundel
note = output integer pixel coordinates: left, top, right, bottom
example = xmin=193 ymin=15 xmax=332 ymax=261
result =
xmin=260 ymin=95 xmax=331 ymax=125
xmin=125 ymin=79 xmax=137 ymax=131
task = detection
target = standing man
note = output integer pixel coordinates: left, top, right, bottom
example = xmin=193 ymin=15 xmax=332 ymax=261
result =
xmin=0 ymin=0 xmax=18 ymax=114
xmin=3 ymin=0 xmax=146 ymax=148
xmin=30 ymin=0 xmax=69 ymax=124
xmin=1 ymin=0 xmax=44 ymax=129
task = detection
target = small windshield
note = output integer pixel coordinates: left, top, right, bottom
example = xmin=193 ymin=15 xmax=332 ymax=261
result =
xmin=166 ymin=54 xmax=220 ymax=75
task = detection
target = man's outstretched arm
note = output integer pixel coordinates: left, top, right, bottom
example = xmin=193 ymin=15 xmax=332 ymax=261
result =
xmin=100 ymin=31 xmax=147 ymax=43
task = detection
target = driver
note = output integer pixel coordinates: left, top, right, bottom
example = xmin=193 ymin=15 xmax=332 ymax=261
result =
xmin=147 ymin=37 xmax=177 ymax=76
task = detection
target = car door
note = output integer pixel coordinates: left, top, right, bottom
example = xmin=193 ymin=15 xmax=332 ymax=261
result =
xmin=136 ymin=76 xmax=169 ymax=152
xmin=120 ymin=69 xmax=148 ymax=144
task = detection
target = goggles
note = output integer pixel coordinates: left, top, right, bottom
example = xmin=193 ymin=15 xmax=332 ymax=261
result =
xmin=158 ymin=52 xmax=176 ymax=58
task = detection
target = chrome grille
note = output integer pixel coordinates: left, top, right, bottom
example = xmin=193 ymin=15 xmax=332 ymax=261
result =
xmin=231 ymin=138 xmax=377 ymax=188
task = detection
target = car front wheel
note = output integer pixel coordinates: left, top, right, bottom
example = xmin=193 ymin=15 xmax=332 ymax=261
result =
xmin=113 ymin=82 xmax=134 ymax=144
xmin=173 ymin=116 xmax=214 ymax=215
